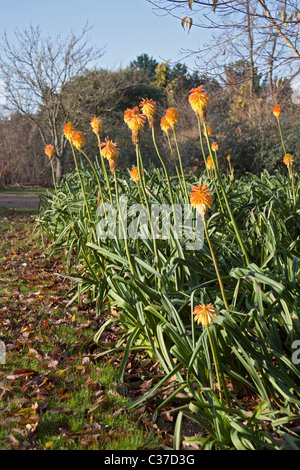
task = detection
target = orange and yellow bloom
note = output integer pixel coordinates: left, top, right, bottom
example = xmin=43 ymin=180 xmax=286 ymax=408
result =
xmin=283 ymin=154 xmax=293 ymax=167
xmin=211 ymin=142 xmax=219 ymax=152
xmin=165 ymin=107 xmax=179 ymax=129
xmin=124 ymin=106 xmax=146 ymax=144
xmin=206 ymin=155 xmax=214 ymax=171
xmin=100 ymin=137 xmax=119 ymax=173
xmin=273 ymin=105 xmax=282 ymax=119
xmin=193 ymin=303 xmax=217 ymax=328
xmin=130 ymin=166 xmax=142 ymax=184
xmin=44 ymin=144 xmax=55 ymax=160
xmin=140 ymin=98 xmax=156 ymax=128
xmin=160 ymin=116 xmax=172 ymax=135
xmin=64 ymin=122 xmax=76 ymax=142
xmin=190 ymin=184 xmax=213 ymax=214
xmin=72 ymin=131 xmax=85 ymax=151
xmin=189 ymin=85 xmax=209 ymax=123
xmin=90 ymin=116 xmax=102 ymax=136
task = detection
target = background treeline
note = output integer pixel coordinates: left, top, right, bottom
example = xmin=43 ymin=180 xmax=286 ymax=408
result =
xmin=0 ymin=52 xmax=299 ymax=187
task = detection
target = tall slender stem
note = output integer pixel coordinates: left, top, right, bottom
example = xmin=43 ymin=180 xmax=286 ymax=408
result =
xmin=152 ymin=126 xmax=174 ymax=206
xmin=70 ymin=144 xmax=91 ymax=222
xmin=50 ymin=159 xmax=59 ymax=200
xmin=204 ymin=218 xmax=229 ymax=312
xmin=173 ymin=129 xmax=189 ymax=204
xmin=97 ymin=135 xmax=113 ymax=205
xmin=114 ymin=170 xmax=135 ymax=274
xmin=203 ymin=122 xmax=250 ymax=266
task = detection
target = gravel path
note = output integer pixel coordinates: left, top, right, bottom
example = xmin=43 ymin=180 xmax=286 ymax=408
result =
xmin=0 ymin=194 xmax=39 ymax=210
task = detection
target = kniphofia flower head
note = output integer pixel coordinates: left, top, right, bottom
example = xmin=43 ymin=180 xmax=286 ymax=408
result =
xmin=189 ymin=85 xmax=209 ymax=123
xmin=160 ymin=116 xmax=172 ymax=135
xmin=100 ymin=136 xmax=119 ymax=161
xmin=72 ymin=131 xmax=85 ymax=151
xmin=211 ymin=142 xmax=219 ymax=152
xmin=273 ymin=105 xmax=282 ymax=119
xmin=165 ymin=107 xmax=179 ymax=129
xmin=90 ymin=116 xmax=102 ymax=136
xmin=190 ymin=183 xmax=213 ymax=214
xmin=124 ymin=106 xmax=146 ymax=144
xmin=206 ymin=155 xmax=214 ymax=171
xmin=64 ymin=122 xmax=76 ymax=142
xmin=44 ymin=144 xmax=55 ymax=161
xmin=140 ymin=98 xmax=156 ymax=128
xmin=283 ymin=154 xmax=293 ymax=167
xmin=130 ymin=166 xmax=142 ymax=184
xmin=227 ymin=155 xmax=231 ymax=161
xmin=193 ymin=303 xmax=217 ymax=328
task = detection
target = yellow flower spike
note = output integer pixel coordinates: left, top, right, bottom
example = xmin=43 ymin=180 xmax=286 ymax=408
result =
xmin=130 ymin=166 xmax=142 ymax=184
xmin=64 ymin=122 xmax=76 ymax=142
xmin=124 ymin=106 xmax=146 ymax=144
xmin=190 ymin=183 xmax=213 ymax=214
xmin=140 ymin=98 xmax=156 ymax=128
xmin=90 ymin=116 xmax=102 ymax=136
xmin=283 ymin=154 xmax=293 ymax=167
xmin=160 ymin=116 xmax=172 ymax=135
xmin=206 ymin=155 xmax=214 ymax=171
xmin=211 ymin=142 xmax=219 ymax=152
xmin=44 ymin=144 xmax=55 ymax=160
xmin=193 ymin=303 xmax=217 ymax=328
xmin=165 ymin=107 xmax=179 ymax=129
xmin=100 ymin=137 xmax=119 ymax=174
xmin=273 ymin=105 xmax=282 ymax=119
xmin=72 ymin=131 xmax=85 ymax=151
xmin=189 ymin=85 xmax=209 ymax=123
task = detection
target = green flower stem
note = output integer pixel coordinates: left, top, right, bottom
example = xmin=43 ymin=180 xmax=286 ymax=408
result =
xmin=166 ymin=133 xmax=184 ymax=194
xmin=97 ymin=135 xmax=113 ymax=205
xmin=203 ymin=122 xmax=250 ymax=267
xmin=50 ymin=159 xmax=59 ymax=200
xmin=80 ymin=149 xmax=104 ymax=206
xmin=114 ymin=170 xmax=135 ymax=274
xmin=277 ymin=118 xmax=287 ymax=155
xmin=152 ymin=126 xmax=174 ymax=206
xmin=197 ymin=116 xmax=210 ymax=179
xmin=172 ymin=129 xmax=189 ymax=204
xmin=136 ymin=144 xmax=160 ymax=270
xmin=211 ymin=169 xmax=225 ymax=215
xmin=70 ymin=143 xmax=91 ymax=222
xmin=203 ymin=217 xmax=229 ymax=312
xmin=207 ymin=326 xmax=230 ymax=406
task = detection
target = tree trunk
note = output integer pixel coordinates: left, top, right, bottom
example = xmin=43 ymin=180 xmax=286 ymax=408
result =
xmin=55 ymin=155 xmax=64 ymax=186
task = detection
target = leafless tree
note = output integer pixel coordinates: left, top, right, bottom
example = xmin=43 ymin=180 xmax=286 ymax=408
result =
xmin=147 ymin=1 xmax=300 ymax=94
xmin=0 ymin=23 xmax=105 ymax=184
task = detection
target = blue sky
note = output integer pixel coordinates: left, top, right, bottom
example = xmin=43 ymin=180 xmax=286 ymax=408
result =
xmin=0 ymin=0 xmax=209 ymax=71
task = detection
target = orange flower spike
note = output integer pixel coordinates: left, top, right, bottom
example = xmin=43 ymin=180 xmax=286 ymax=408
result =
xmin=140 ymin=98 xmax=156 ymax=128
xmin=64 ymin=122 xmax=76 ymax=142
xmin=193 ymin=303 xmax=217 ymax=328
xmin=206 ymin=155 xmax=214 ymax=171
xmin=189 ymin=85 xmax=209 ymax=123
xmin=72 ymin=131 xmax=85 ymax=151
xmin=283 ymin=154 xmax=293 ymax=167
xmin=211 ymin=142 xmax=219 ymax=152
xmin=190 ymin=184 xmax=213 ymax=214
xmin=124 ymin=106 xmax=146 ymax=144
xmin=99 ymin=137 xmax=119 ymax=161
xmin=160 ymin=116 xmax=172 ymax=135
xmin=44 ymin=144 xmax=55 ymax=160
xmin=130 ymin=166 xmax=142 ymax=184
xmin=273 ymin=105 xmax=282 ymax=119
xmin=90 ymin=116 xmax=102 ymax=136
xmin=165 ymin=107 xmax=179 ymax=129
